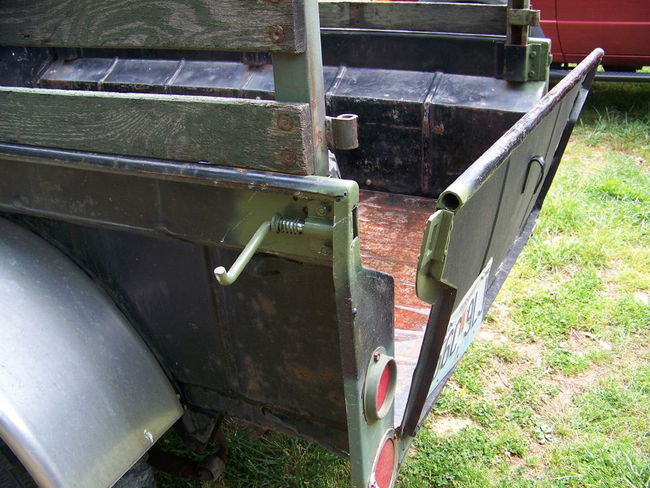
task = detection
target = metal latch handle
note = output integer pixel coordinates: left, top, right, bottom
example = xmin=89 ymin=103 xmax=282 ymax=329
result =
xmin=214 ymin=214 xmax=332 ymax=286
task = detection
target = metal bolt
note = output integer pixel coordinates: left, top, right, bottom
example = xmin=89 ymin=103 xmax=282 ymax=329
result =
xmin=529 ymin=51 xmax=537 ymax=58
xmin=528 ymin=70 xmax=535 ymax=77
xmin=277 ymin=114 xmax=294 ymax=131
xmin=316 ymin=202 xmax=330 ymax=217
xmin=373 ymin=351 xmax=381 ymax=362
xmin=268 ymin=24 xmax=285 ymax=44
xmin=318 ymin=245 xmax=332 ymax=257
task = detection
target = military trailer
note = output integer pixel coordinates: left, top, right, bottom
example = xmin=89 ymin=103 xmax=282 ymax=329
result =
xmin=0 ymin=1 xmax=601 ymax=487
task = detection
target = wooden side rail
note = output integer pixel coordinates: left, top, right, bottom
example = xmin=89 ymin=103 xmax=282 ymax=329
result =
xmin=0 ymin=0 xmax=306 ymax=53
xmin=0 ymin=87 xmax=316 ymax=174
xmin=319 ymin=1 xmax=507 ymax=35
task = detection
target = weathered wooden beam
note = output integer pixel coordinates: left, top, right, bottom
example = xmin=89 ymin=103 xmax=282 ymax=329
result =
xmin=0 ymin=87 xmax=315 ymax=175
xmin=319 ymin=1 xmax=507 ymax=35
xmin=0 ymin=0 xmax=306 ymax=53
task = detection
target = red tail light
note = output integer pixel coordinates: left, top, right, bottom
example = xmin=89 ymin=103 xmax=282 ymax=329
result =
xmin=376 ymin=363 xmax=392 ymax=412
xmin=364 ymin=348 xmax=397 ymax=421
xmin=369 ymin=434 xmax=397 ymax=488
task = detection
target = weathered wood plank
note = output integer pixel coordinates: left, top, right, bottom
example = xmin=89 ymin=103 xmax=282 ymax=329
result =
xmin=0 ymin=87 xmax=314 ymax=175
xmin=319 ymin=1 xmax=506 ymax=35
xmin=0 ymin=0 xmax=305 ymax=53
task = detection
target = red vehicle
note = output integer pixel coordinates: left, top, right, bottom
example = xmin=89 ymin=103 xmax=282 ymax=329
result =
xmin=533 ymin=0 xmax=650 ymax=71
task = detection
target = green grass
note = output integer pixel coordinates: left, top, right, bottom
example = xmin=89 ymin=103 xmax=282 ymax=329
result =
xmin=157 ymin=81 xmax=650 ymax=488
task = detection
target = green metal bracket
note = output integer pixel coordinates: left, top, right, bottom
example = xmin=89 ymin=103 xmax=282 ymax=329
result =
xmin=214 ymin=214 xmax=332 ymax=285
xmin=504 ymin=39 xmax=550 ymax=82
xmin=507 ymin=7 xmax=540 ymax=27
xmin=415 ymin=209 xmax=454 ymax=304
xmin=504 ymin=0 xmax=548 ymax=82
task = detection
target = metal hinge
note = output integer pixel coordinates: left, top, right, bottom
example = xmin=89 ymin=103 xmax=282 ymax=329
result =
xmin=504 ymin=0 xmax=545 ymax=82
xmin=325 ymin=113 xmax=359 ymax=150
xmin=507 ymin=7 xmax=540 ymax=27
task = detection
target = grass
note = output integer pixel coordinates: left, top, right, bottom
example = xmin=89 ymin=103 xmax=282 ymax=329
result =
xmin=157 ymin=81 xmax=650 ymax=488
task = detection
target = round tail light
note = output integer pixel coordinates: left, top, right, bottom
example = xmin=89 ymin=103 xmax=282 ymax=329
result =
xmin=364 ymin=348 xmax=397 ymax=421
xmin=369 ymin=433 xmax=398 ymax=488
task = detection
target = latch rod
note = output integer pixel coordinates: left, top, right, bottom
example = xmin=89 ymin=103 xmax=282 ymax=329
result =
xmin=214 ymin=214 xmax=332 ymax=286
xmin=214 ymin=220 xmax=272 ymax=286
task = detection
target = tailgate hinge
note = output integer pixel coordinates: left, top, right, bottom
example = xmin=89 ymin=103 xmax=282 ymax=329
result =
xmin=326 ymin=113 xmax=359 ymax=150
xmin=503 ymin=0 xmax=547 ymax=82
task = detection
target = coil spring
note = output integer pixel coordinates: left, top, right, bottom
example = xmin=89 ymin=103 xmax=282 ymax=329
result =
xmin=271 ymin=214 xmax=304 ymax=235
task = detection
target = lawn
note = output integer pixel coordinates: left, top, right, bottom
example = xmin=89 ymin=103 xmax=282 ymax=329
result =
xmin=157 ymin=80 xmax=650 ymax=488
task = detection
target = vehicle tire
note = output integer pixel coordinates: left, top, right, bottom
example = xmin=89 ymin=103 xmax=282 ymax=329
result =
xmin=0 ymin=441 xmax=37 ymax=488
xmin=113 ymin=457 xmax=157 ymax=488
xmin=1 ymin=440 xmax=156 ymax=488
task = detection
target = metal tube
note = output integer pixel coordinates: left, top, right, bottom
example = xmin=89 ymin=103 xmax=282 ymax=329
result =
xmin=213 ymin=221 xmax=272 ymax=286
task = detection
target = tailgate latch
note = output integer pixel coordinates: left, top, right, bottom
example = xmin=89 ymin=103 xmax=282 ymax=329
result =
xmin=416 ymin=210 xmax=454 ymax=304
xmin=214 ymin=214 xmax=332 ymax=286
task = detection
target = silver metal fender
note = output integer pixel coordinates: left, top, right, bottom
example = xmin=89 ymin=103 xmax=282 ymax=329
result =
xmin=0 ymin=218 xmax=183 ymax=488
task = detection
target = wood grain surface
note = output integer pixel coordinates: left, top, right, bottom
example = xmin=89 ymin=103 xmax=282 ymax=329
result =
xmin=0 ymin=87 xmax=315 ymax=174
xmin=0 ymin=0 xmax=306 ymax=52
xmin=319 ymin=1 xmax=506 ymax=35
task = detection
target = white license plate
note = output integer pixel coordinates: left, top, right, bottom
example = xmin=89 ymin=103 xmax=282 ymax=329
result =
xmin=430 ymin=259 xmax=493 ymax=391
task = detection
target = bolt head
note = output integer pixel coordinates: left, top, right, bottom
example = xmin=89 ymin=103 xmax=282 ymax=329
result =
xmin=316 ymin=202 xmax=330 ymax=217
xmin=319 ymin=245 xmax=332 ymax=257
xmin=268 ymin=24 xmax=285 ymax=43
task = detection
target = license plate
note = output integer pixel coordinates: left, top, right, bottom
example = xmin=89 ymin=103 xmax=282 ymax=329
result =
xmin=430 ymin=259 xmax=493 ymax=391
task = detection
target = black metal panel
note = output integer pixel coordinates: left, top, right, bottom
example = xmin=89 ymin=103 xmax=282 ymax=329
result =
xmin=321 ymin=30 xmax=505 ymax=77
xmin=0 ymin=46 xmax=51 ymax=87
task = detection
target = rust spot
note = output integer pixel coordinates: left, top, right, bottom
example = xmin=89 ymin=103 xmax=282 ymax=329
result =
xmin=276 ymin=113 xmax=294 ymax=131
xmin=431 ymin=123 xmax=445 ymax=135
xmin=350 ymin=4 xmax=363 ymax=28
xmin=268 ymin=24 xmax=285 ymax=44
xmin=280 ymin=149 xmax=297 ymax=166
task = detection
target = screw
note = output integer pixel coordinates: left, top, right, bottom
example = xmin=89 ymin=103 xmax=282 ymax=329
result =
xmin=268 ymin=25 xmax=285 ymax=44
xmin=319 ymin=245 xmax=332 ymax=257
xmin=528 ymin=70 xmax=535 ymax=77
xmin=529 ymin=51 xmax=537 ymax=58
xmin=373 ymin=351 xmax=381 ymax=362
xmin=316 ymin=202 xmax=330 ymax=217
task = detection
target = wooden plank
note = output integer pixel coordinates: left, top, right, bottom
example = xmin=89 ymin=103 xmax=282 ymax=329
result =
xmin=0 ymin=0 xmax=305 ymax=53
xmin=0 ymin=87 xmax=315 ymax=175
xmin=319 ymin=1 xmax=507 ymax=35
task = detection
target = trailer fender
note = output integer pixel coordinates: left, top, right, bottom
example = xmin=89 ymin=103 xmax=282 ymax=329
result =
xmin=0 ymin=218 xmax=183 ymax=488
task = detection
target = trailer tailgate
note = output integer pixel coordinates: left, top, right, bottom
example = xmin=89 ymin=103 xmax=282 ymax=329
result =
xmin=401 ymin=48 xmax=603 ymax=435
